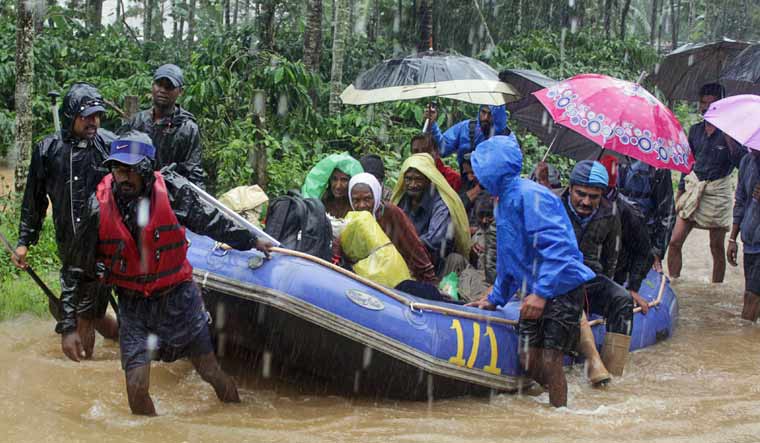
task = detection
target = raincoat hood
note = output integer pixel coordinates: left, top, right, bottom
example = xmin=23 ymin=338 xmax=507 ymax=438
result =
xmin=390 ymin=153 xmax=471 ymax=256
xmin=482 ymin=104 xmax=508 ymax=136
xmin=301 ymin=152 xmax=364 ymax=199
xmin=470 ymin=137 xmax=595 ymax=305
xmin=61 ymin=83 xmax=106 ymax=140
xmin=471 ymin=135 xmax=522 ymax=196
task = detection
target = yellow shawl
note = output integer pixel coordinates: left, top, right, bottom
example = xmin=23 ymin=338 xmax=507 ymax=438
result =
xmin=390 ymin=153 xmax=471 ymax=256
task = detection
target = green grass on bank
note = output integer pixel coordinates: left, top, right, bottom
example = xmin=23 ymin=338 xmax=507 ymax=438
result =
xmin=0 ymin=273 xmax=58 ymax=321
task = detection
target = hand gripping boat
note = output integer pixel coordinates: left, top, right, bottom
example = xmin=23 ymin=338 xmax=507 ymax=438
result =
xmin=188 ymin=231 xmax=678 ymax=399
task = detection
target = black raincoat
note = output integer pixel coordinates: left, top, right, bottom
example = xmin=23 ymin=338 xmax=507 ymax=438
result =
xmin=123 ymin=105 xmax=205 ymax=187
xmin=17 ymin=83 xmax=115 ymax=259
xmin=57 ymin=167 xmax=259 ymax=334
xmin=618 ymin=162 xmax=676 ymax=259
xmin=610 ymin=191 xmax=653 ymax=293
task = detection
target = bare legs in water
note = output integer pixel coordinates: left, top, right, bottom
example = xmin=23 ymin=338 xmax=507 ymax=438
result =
xmin=125 ymin=352 xmax=240 ymax=416
xmin=668 ymin=217 xmax=727 ymax=283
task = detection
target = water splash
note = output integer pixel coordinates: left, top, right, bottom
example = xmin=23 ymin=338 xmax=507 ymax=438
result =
xmin=261 ymin=351 xmax=272 ymax=379
xmin=277 ymin=94 xmax=289 ymax=117
xmin=147 ymin=333 xmax=158 ymax=360
xmin=215 ymin=302 xmax=225 ymax=330
xmin=253 ymin=91 xmax=266 ymax=117
xmin=362 ymin=346 xmax=373 ymax=370
xmin=137 ymin=197 xmax=150 ymax=228
xmin=570 ymin=17 xmax=579 ymax=34
xmin=688 ymin=54 xmax=695 ymax=67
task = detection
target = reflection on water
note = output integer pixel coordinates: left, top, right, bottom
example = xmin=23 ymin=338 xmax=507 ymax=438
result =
xmin=1 ymin=229 xmax=759 ymax=442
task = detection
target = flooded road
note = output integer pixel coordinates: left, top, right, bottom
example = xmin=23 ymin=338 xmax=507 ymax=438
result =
xmin=1 ymin=228 xmax=759 ymax=442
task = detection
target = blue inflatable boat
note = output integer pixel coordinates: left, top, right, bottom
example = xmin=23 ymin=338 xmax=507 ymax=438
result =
xmin=187 ymin=231 xmax=678 ymax=399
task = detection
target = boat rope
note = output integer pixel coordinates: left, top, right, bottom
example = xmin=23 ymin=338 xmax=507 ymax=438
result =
xmin=269 ymin=247 xmax=666 ymax=329
xmin=270 ymin=247 xmax=518 ymax=326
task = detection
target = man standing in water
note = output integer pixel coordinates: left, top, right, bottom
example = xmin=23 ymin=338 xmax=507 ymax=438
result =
xmin=728 ymin=149 xmax=760 ymax=322
xmin=668 ymin=83 xmax=745 ymax=282
xmin=124 ymin=64 xmax=205 ymax=187
xmin=12 ymin=83 xmax=118 ymax=355
xmin=466 ymin=136 xmax=595 ymax=407
xmin=59 ymin=132 xmax=272 ymax=415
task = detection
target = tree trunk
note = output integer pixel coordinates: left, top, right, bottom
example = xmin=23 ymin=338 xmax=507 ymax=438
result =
xmin=619 ymin=0 xmax=631 ymax=38
xmin=14 ymin=0 xmax=35 ymax=194
xmin=178 ymin=0 xmax=186 ymax=42
xmin=367 ymin=0 xmax=378 ymax=43
xmin=187 ymin=0 xmax=196 ymax=51
xmin=657 ymin=0 xmax=664 ymax=51
xmin=233 ymin=0 xmax=239 ymax=26
xmin=603 ymin=0 xmax=613 ymax=38
xmin=303 ymin=0 xmax=323 ymax=73
xmin=172 ymin=0 xmax=178 ymax=39
xmin=155 ymin=0 xmax=164 ymax=41
xmin=259 ymin=0 xmax=277 ymax=50
xmin=329 ymin=0 xmax=349 ymax=115
xmin=516 ymin=0 xmax=523 ymax=33
xmin=223 ymin=0 xmax=230 ymax=30
xmin=670 ymin=0 xmax=680 ymax=50
xmin=145 ymin=0 xmax=154 ymax=40
xmin=649 ymin=0 xmax=658 ymax=45
xmin=417 ymin=0 xmax=432 ymax=52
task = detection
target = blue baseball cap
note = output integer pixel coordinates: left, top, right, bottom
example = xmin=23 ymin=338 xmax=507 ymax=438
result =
xmin=153 ymin=64 xmax=184 ymax=88
xmin=570 ymin=160 xmax=609 ymax=189
xmin=105 ymin=131 xmax=155 ymax=166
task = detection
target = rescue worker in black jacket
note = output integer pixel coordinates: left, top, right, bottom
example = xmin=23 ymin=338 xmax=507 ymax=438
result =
xmin=12 ymin=83 xmax=119 ymax=352
xmin=59 ymin=131 xmax=272 ymax=415
xmin=617 ymin=159 xmax=675 ymax=274
xmin=600 ymin=155 xmax=652 ymax=314
xmin=122 ymin=64 xmax=205 ymax=187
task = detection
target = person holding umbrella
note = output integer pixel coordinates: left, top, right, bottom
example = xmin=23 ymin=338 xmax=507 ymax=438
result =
xmin=424 ymin=103 xmax=511 ymax=168
xmin=704 ymin=94 xmax=760 ymax=321
xmin=12 ymin=83 xmax=119 ymax=357
xmin=668 ymin=83 xmax=746 ymax=283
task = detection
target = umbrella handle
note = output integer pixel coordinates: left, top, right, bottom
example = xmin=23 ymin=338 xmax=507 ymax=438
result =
xmin=422 ymin=118 xmax=429 ymax=133
xmin=541 ymin=133 xmax=560 ymax=162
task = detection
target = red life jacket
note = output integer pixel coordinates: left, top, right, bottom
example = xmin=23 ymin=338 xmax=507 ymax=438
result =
xmin=96 ymin=172 xmax=193 ymax=296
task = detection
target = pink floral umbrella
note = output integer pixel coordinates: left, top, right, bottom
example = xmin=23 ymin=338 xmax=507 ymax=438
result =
xmin=532 ymin=73 xmax=694 ymax=173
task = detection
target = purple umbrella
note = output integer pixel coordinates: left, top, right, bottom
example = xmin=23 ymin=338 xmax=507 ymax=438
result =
xmin=704 ymin=94 xmax=760 ymax=150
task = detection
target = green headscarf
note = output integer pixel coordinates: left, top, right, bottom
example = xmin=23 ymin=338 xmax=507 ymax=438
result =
xmin=301 ymin=152 xmax=364 ymax=199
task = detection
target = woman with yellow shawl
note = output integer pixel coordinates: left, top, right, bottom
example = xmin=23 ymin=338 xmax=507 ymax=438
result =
xmin=391 ymin=153 xmax=471 ymax=268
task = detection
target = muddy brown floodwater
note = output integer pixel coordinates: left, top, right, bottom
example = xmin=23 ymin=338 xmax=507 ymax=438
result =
xmin=1 ymin=222 xmax=759 ymax=441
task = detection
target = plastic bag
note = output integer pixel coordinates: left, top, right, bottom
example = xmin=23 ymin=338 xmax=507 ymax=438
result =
xmin=341 ymin=211 xmax=411 ymax=288
xmin=218 ymin=185 xmax=269 ymax=227
xmin=438 ymin=272 xmax=460 ymax=300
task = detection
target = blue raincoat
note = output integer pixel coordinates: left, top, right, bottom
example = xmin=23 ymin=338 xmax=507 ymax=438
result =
xmin=471 ymin=136 xmax=595 ymax=307
xmin=430 ymin=105 xmax=509 ymax=166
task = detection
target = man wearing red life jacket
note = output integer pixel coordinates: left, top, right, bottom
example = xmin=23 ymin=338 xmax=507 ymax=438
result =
xmin=58 ymin=131 xmax=272 ymax=415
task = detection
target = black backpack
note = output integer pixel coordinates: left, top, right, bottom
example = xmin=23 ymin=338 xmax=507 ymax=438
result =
xmin=264 ymin=191 xmax=333 ymax=261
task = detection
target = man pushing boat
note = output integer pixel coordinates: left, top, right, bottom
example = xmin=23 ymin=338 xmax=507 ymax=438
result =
xmin=466 ymin=136 xmax=596 ymax=408
xmin=57 ymin=131 xmax=272 ymax=415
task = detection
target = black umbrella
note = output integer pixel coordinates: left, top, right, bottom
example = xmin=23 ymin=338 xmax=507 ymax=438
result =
xmin=720 ymin=44 xmax=760 ymax=96
xmin=500 ymin=68 xmax=620 ymax=161
xmin=649 ymin=39 xmax=750 ymax=102
xmin=341 ymin=51 xmax=519 ymax=106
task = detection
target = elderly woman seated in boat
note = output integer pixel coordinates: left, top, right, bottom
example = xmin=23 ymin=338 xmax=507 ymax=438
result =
xmin=301 ymin=152 xmax=364 ymax=235
xmin=336 ymin=172 xmax=437 ymax=285
xmin=391 ymin=153 xmax=471 ymax=275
